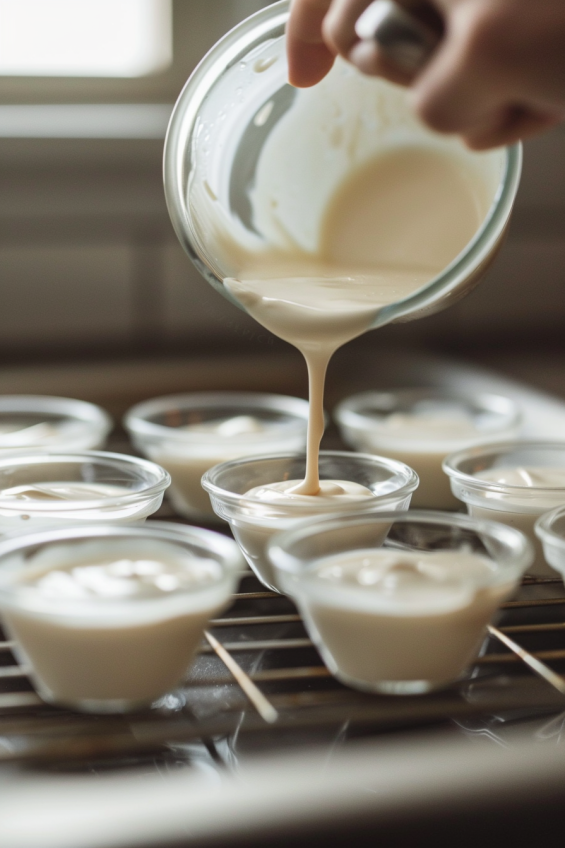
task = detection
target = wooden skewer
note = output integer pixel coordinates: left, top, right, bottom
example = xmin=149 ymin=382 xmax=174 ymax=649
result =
xmin=203 ymin=630 xmax=279 ymax=724
xmin=487 ymin=624 xmax=565 ymax=697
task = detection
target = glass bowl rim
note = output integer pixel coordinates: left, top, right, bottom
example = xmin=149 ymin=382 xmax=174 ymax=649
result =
xmin=0 ymin=520 xmax=242 ymax=610
xmin=201 ymin=449 xmax=419 ymax=512
xmin=124 ymin=391 xmax=311 ymax=442
xmin=334 ymin=389 xmax=521 ymax=432
xmin=0 ymin=451 xmax=171 ymax=512
xmin=443 ymin=440 xmax=565 ymax=495
xmin=268 ymin=508 xmax=534 ymax=581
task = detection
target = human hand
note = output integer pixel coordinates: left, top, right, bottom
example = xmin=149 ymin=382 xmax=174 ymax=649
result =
xmin=287 ymin=0 xmax=565 ymax=149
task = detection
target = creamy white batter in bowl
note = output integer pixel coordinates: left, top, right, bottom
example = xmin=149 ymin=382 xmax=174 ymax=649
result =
xmin=0 ymin=451 xmax=170 ymax=534
xmin=164 ymin=1 xmax=520 ymax=330
xmin=444 ymin=442 xmax=565 ymax=577
xmin=335 ymin=390 xmax=521 ymax=509
xmin=0 ymin=522 xmax=241 ymax=712
xmin=125 ymin=392 xmax=309 ymax=521
xmin=268 ymin=511 xmax=532 ymax=694
xmin=0 ymin=395 xmax=112 ymax=454
xmin=202 ymin=450 xmax=418 ymax=592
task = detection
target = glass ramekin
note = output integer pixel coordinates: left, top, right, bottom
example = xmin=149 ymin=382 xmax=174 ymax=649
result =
xmin=0 ymin=522 xmax=241 ymax=713
xmin=444 ymin=441 xmax=565 ymax=577
xmin=0 ymin=395 xmax=112 ymax=454
xmin=268 ymin=511 xmax=532 ymax=694
xmin=335 ymin=390 xmax=521 ymax=509
xmin=164 ymin=1 xmax=521 ymax=328
xmin=536 ymin=506 xmax=565 ymax=583
xmin=124 ymin=392 xmax=310 ymax=521
xmin=0 ymin=451 xmax=170 ymax=534
xmin=202 ymin=450 xmax=418 ymax=592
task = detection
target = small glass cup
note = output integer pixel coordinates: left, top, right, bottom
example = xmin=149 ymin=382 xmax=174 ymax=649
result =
xmin=536 ymin=506 xmax=565 ymax=583
xmin=268 ymin=511 xmax=532 ymax=694
xmin=334 ymin=389 xmax=520 ymax=510
xmin=202 ymin=450 xmax=418 ymax=592
xmin=444 ymin=441 xmax=565 ymax=577
xmin=0 ymin=395 xmax=112 ymax=454
xmin=0 ymin=522 xmax=241 ymax=712
xmin=124 ymin=392 xmax=309 ymax=521
xmin=0 ymin=451 xmax=170 ymax=534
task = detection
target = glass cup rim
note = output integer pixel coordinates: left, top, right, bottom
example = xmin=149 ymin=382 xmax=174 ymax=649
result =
xmin=0 ymin=395 xmax=112 ymax=446
xmin=334 ymin=388 xmax=521 ymax=433
xmin=163 ymin=0 xmax=522 ymax=329
xmin=0 ymin=450 xmax=171 ymax=512
xmin=268 ymin=508 xmax=534 ymax=582
xmin=535 ymin=505 xmax=565 ymax=547
xmin=443 ymin=440 xmax=565 ymax=495
xmin=124 ymin=391 xmax=310 ymax=443
xmin=0 ymin=520 xmax=243 ymax=609
xmin=201 ymin=449 xmax=419 ymax=512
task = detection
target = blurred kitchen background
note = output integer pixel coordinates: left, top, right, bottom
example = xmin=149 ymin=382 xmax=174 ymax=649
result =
xmin=0 ymin=0 xmax=564 ymax=417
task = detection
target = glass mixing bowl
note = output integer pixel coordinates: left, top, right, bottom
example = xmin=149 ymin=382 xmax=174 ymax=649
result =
xmin=164 ymin=0 xmax=521 ymax=327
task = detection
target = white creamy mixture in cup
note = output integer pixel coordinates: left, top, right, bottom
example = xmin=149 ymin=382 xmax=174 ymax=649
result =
xmin=0 ymin=452 xmax=170 ymax=533
xmin=0 ymin=523 xmax=241 ymax=712
xmin=268 ymin=511 xmax=532 ymax=694
xmin=202 ymin=451 xmax=418 ymax=592
xmin=444 ymin=443 xmax=565 ymax=577
xmin=335 ymin=391 xmax=520 ymax=509
xmin=125 ymin=393 xmax=309 ymax=521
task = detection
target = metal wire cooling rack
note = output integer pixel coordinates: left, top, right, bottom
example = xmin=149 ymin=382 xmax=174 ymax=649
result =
xmin=1 ymin=429 xmax=565 ymax=770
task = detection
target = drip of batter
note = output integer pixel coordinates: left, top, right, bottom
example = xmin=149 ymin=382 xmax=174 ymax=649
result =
xmin=226 ymin=146 xmax=493 ymax=495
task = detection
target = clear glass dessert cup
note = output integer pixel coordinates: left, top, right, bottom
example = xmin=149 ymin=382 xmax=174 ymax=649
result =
xmin=202 ymin=450 xmax=418 ymax=593
xmin=164 ymin=0 xmax=521 ymax=327
xmin=0 ymin=395 xmax=112 ymax=454
xmin=0 ymin=522 xmax=242 ymax=713
xmin=268 ymin=510 xmax=532 ymax=694
xmin=0 ymin=451 xmax=170 ymax=534
xmin=536 ymin=506 xmax=565 ymax=583
xmin=335 ymin=389 xmax=521 ymax=509
xmin=444 ymin=441 xmax=565 ymax=578
xmin=124 ymin=392 xmax=309 ymax=522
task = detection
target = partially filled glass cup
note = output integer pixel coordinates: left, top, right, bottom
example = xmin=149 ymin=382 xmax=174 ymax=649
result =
xmin=125 ymin=392 xmax=309 ymax=521
xmin=268 ymin=511 xmax=532 ymax=694
xmin=202 ymin=450 xmax=418 ymax=593
xmin=444 ymin=441 xmax=565 ymax=577
xmin=164 ymin=0 xmax=521 ymax=329
xmin=0 ymin=451 xmax=170 ymax=534
xmin=0 ymin=395 xmax=112 ymax=454
xmin=335 ymin=389 xmax=521 ymax=509
xmin=0 ymin=522 xmax=241 ymax=713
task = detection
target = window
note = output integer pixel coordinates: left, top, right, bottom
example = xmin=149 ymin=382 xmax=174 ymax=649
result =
xmin=0 ymin=0 xmax=172 ymax=78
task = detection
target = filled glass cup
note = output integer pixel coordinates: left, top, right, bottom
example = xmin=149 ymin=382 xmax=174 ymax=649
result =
xmin=444 ymin=441 xmax=565 ymax=577
xmin=202 ymin=450 xmax=418 ymax=593
xmin=0 ymin=522 xmax=242 ymax=713
xmin=0 ymin=395 xmax=112 ymax=454
xmin=536 ymin=506 xmax=565 ymax=584
xmin=0 ymin=451 xmax=170 ymax=534
xmin=335 ymin=390 xmax=521 ymax=509
xmin=124 ymin=392 xmax=309 ymax=521
xmin=268 ymin=511 xmax=532 ymax=694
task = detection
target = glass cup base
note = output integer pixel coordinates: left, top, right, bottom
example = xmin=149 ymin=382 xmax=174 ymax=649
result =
xmin=333 ymin=669 xmax=454 ymax=695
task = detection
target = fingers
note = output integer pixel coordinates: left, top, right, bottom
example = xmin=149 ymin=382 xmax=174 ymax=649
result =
xmin=287 ymin=0 xmax=336 ymax=87
xmin=348 ymin=39 xmax=416 ymax=86
xmin=462 ymin=107 xmax=564 ymax=150
xmin=321 ymin=0 xmax=375 ymax=57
